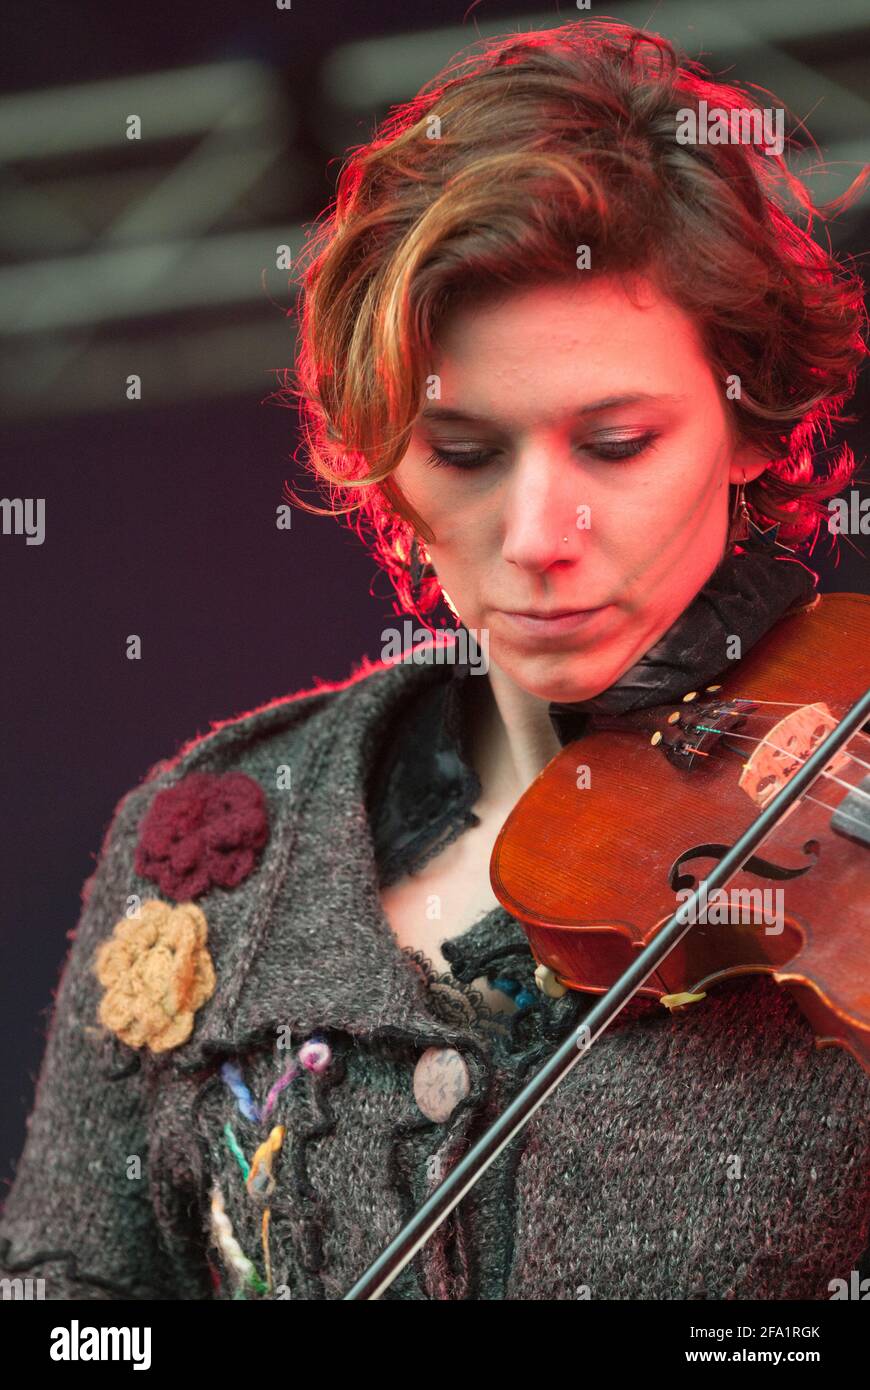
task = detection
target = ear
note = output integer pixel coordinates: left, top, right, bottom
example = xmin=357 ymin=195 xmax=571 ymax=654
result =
xmin=728 ymin=444 xmax=769 ymax=485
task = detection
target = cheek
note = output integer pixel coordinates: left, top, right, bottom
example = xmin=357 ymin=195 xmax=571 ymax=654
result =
xmin=591 ymin=474 xmax=723 ymax=608
xmin=427 ymin=495 xmax=490 ymax=560
xmin=428 ymin=539 xmax=489 ymax=627
xmin=430 ymin=542 xmax=483 ymax=604
xmin=392 ymin=458 xmax=446 ymax=520
xmin=397 ymin=468 xmax=486 ymax=553
xmin=628 ymin=440 xmax=725 ymax=541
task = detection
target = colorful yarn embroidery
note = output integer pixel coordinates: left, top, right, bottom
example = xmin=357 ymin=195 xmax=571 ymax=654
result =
xmin=262 ymin=1209 xmax=273 ymax=1294
xmin=221 ymin=1061 xmax=260 ymax=1123
xmin=247 ymin=1126 xmax=286 ymax=1200
xmin=298 ymin=1038 xmax=332 ymax=1074
xmin=209 ymin=1183 xmax=268 ymax=1297
xmin=261 ymin=1059 xmax=299 ymax=1121
xmin=223 ymin=1123 xmax=250 ymax=1180
xmin=94 ymin=899 xmax=216 ymax=1053
xmin=211 ymin=1038 xmax=333 ymax=1297
xmin=135 ymin=770 xmax=269 ymax=900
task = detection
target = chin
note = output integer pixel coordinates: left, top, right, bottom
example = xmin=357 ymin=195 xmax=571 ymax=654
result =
xmin=510 ymin=655 xmax=619 ymax=706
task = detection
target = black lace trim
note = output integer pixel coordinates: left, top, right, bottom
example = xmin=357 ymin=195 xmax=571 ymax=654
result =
xmin=400 ymin=939 xmax=669 ymax=1070
xmin=399 ymin=945 xmax=518 ymax=1042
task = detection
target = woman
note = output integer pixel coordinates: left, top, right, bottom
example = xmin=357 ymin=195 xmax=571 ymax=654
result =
xmin=1 ymin=19 xmax=867 ymax=1301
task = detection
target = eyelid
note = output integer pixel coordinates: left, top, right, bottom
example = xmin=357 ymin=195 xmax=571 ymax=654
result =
xmin=422 ymin=429 xmax=659 ymax=471
xmin=424 ymin=426 xmax=654 ymax=448
xmin=591 ymin=427 xmax=647 ymax=438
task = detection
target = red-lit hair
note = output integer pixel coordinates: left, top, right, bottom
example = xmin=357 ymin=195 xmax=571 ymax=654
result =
xmin=281 ymin=18 xmax=867 ymax=618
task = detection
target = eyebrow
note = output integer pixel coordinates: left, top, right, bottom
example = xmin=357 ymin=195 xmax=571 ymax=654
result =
xmin=419 ymin=393 xmax=686 ymax=427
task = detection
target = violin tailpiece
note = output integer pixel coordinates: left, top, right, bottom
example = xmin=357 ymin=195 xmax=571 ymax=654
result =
xmin=588 ymin=689 xmax=757 ymax=771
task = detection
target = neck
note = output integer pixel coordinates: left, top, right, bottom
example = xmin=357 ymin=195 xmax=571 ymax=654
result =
xmin=463 ymin=662 xmax=563 ymax=806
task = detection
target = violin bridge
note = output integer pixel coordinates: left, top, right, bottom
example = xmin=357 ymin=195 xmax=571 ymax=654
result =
xmin=738 ymin=702 xmax=852 ymax=810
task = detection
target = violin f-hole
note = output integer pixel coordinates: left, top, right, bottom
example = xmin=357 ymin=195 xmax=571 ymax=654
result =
xmin=668 ymin=840 xmax=819 ymax=893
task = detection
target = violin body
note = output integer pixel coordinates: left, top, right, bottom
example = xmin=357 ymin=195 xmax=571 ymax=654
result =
xmin=490 ymin=593 xmax=870 ymax=1072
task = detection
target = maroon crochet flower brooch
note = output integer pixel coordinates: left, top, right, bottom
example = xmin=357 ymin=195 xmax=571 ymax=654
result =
xmin=134 ymin=770 xmax=269 ymax=901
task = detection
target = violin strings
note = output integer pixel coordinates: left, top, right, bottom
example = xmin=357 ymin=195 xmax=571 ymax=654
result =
xmin=708 ymin=745 xmax=861 ymax=828
xmin=799 ymin=791 xmax=864 ymax=826
xmin=701 ymin=742 xmax=868 ymax=833
xmin=692 ymin=726 xmax=870 ymax=804
xmin=731 ymin=695 xmax=863 ymax=711
xmin=845 ymin=751 xmax=870 ymax=771
xmin=705 ymin=727 xmax=870 ymax=801
xmin=725 ymin=700 xmax=870 ymax=773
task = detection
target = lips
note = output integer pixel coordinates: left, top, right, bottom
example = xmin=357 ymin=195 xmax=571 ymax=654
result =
xmin=506 ymin=608 xmax=596 ymax=618
xmin=497 ymin=605 xmax=611 ymax=637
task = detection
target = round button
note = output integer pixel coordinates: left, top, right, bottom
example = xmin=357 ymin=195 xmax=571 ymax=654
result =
xmin=413 ymin=1046 xmax=471 ymax=1123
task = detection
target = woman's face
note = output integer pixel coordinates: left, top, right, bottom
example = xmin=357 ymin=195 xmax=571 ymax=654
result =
xmin=393 ymin=274 xmax=768 ymax=704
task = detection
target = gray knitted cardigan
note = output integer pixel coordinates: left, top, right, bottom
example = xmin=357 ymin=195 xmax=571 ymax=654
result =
xmin=2 ymin=608 xmax=869 ymax=1300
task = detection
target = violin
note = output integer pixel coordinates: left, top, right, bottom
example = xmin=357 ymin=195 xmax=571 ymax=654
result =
xmin=344 ymin=591 xmax=870 ymax=1299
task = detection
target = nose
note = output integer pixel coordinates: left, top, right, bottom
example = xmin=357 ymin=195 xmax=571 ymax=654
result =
xmin=499 ymin=440 xmax=584 ymax=572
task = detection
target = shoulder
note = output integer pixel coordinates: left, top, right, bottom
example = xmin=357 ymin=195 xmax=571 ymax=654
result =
xmin=84 ymin=651 xmax=438 ymax=903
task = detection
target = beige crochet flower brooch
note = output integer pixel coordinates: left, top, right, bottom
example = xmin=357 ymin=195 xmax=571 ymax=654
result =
xmin=94 ymin=899 xmax=216 ymax=1054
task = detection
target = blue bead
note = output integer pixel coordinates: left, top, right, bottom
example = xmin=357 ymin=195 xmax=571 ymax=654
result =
xmin=491 ymin=977 xmax=521 ymax=998
xmin=515 ymin=990 xmax=537 ymax=1009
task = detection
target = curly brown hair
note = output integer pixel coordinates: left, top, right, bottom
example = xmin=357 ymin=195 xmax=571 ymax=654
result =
xmin=279 ymin=18 xmax=868 ymax=620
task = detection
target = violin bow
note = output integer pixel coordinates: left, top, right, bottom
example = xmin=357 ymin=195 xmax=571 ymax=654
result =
xmin=343 ymin=684 xmax=870 ymax=1300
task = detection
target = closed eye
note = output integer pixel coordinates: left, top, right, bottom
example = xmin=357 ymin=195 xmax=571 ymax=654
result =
xmin=422 ymin=431 xmax=659 ymax=470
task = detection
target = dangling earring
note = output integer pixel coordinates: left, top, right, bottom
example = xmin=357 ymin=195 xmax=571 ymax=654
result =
xmin=728 ymin=476 xmax=751 ymax=545
xmin=409 ymin=535 xmax=436 ymax=607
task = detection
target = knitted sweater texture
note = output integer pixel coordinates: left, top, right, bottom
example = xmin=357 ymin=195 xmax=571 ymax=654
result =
xmin=1 ymin=625 xmax=868 ymax=1300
